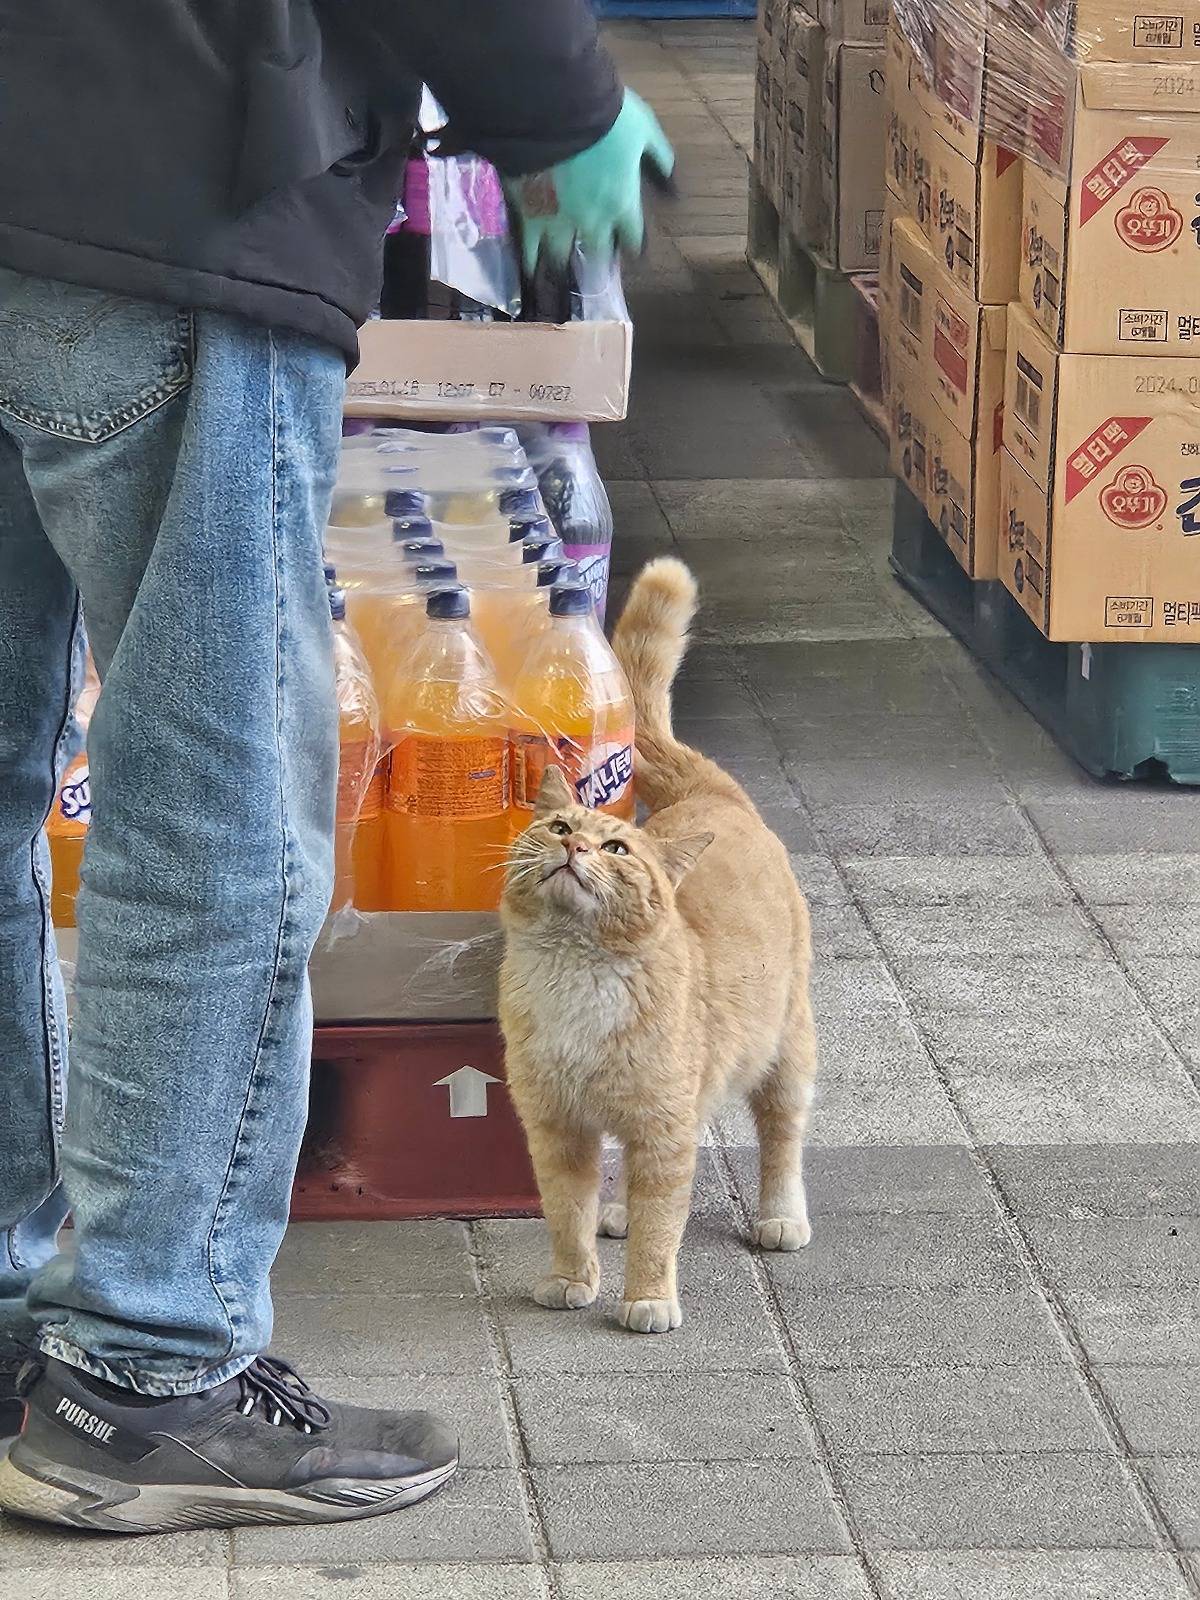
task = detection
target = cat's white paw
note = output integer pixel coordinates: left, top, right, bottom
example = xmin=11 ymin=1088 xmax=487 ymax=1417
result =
xmin=619 ymin=1296 xmax=682 ymax=1334
xmin=754 ymin=1216 xmax=812 ymax=1252
xmin=534 ymin=1274 xmax=597 ymax=1311
xmin=598 ymin=1202 xmax=628 ymax=1238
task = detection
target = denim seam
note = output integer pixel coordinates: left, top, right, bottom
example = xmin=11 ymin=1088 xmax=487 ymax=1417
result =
xmin=202 ymin=328 xmax=292 ymax=1370
xmin=0 ymin=310 xmax=193 ymax=445
xmin=40 ymin=1335 xmax=257 ymax=1400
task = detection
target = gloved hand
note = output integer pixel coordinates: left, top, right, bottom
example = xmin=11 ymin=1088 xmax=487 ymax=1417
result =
xmin=504 ymin=89 xmax=675 ymax=272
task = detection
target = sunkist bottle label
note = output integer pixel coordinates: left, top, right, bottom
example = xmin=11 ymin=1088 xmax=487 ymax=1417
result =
xmin=49 ymin=757 xmax=91 ymax=838
xmin=388 ymin=736 xmax=509 ymax=820
xmin=512 ymin=730 xmax=634 ymax=812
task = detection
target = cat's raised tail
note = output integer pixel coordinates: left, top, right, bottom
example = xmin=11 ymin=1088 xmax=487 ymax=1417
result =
xmin=612 ymin=558 xmax=748 ymax=814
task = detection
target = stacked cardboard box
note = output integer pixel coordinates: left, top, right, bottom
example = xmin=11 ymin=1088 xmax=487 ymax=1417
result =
xmin=754 ymin=0 xmax=887 ymax=272
xmin=880 ymin=11 xmax=1021 ymax=578
xmin=992 ymin=7 xmax=1200 ymax=641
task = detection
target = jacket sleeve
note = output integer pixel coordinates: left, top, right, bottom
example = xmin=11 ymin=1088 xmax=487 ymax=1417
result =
xmin=396 ymin=0 xmax=624 ymax=176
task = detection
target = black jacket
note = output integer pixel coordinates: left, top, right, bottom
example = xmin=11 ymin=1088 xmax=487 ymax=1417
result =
xmin=0 ymin=1 xmax=622 ymax=362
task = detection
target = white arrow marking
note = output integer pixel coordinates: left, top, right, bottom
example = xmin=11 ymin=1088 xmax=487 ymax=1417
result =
xmin=434 ymin=1064 xmax=501 ymax=1118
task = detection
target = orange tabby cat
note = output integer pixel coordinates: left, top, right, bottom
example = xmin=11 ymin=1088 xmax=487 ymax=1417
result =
xmin=499 ymin=558 xmax=816 ymax=1334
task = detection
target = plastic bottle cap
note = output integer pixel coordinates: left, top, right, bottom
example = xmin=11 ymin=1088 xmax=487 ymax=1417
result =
xmin=549 ymin=582 xmax=593 ymax=618
xmin=323 ymin=560 xmax=338 ymax=585
xmin=426 ymin=585 xmax=470 ymax=620
xmin=522 ymin=535 xmax=564 ymax=564
xmin=508 ymin=513 xmax=553 ymax=543
xmin=396 ymin=537 xmax=446 ymax=561
xmin=537 ymin=559 xmax=576 ymax=587
xmin=479 ymin=426 xmax=518 ymax=448
xmin=490 ymin=465 xmax=531 ymax=485
xmin=328 ymin=586 xmax=347 ymax=622
xmin=392 ymin=514 xmax=435 ymax=541
xmin=413 ymin=560 xmax=458 ymax=583
xmin=498 ymin=487 xmax=540 ymax=516
xmin=384 ymin=488 xmax=429 ymax=518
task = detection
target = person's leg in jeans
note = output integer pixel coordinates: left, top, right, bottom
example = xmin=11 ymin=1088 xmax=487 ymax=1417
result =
xmin=0 ymin=273 xmax=456 ymax=1528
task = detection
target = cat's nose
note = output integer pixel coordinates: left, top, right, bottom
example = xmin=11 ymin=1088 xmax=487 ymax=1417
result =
xmin=568 ymin=838 xmax=590 ymax=857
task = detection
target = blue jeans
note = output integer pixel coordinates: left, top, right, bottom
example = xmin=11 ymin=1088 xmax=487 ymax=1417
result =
xmin=0 ymin=271 xmax=344 ymax=1395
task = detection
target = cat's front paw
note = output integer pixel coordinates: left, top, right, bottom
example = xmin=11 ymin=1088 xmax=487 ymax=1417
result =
xmin=619 ymin=1296 xmax=682 ymax=1334
xmin=754 ymin=1216 xmax=812 ymax=1252
xmin=598 ymin=1202 xmax=628 ymax=1238
xmin=534 ymin=1274 xmax=598 ymax=1311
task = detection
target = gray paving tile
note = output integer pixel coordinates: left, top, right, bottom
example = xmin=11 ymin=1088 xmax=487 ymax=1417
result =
xmin=818 ymin=802 xmax=1036 ymax=860
xmin=0 ymin=1514 xmax=226 ymax=1570
xmin=790 ymin=854 xmax=852 ymax=905
xmin=1058 ymin=1285 xmax=1200 ymax=1363
xmin=1022 ymin=1216 xmax=1200 ymax=1291
xmin=946 ymin=1056 xmax=1200 ymax=1146
xmin=1124 ymin=956 xmax=1200 ymax=1064
xmin=840 ymin=1451 xmax=1156 ymax=1549
xmin=1142 ymin=1457 xmax=1200 ymax=1548
xmin=1060 ymin=853 xmax=1200 ymax=905
xmin=1091 ymin=905 xmax=1200 ymax=958
xmin=534 ymin=1460 xmax=848 ymax=1559
xmin=737 ymin=639 xmax=957 ymax=720
xmin=807 ymin=1365 xmax=1106 ymax=1455
xmin=807 ymin=1059 xmax=965 ymax=1149
xmin=558 ymin=1556 xmax=872 ymax=1600
xmin=14 ymin=1577 xmax=229 ymax=1600
xmin=1027 ymin=793 xmax=1200 ymax=856
xmin=606 ymin=478 xmax=675 ymax=541
xmin=232 ymin=1569 xmax=543 ymax=1600
xmin=733 ymin=1145 xmax=995 ymax=1217
xmin=231 ymin=1468 xmax=531 ymax=1565
xmin=761 ymin=1214 xmax=1029 ymax=1293
xmin=809 ymin=904 xmax=878 ymax=958
xmin=870 ymin=903 xmax=1106 ymax=965
xmin=270 ymin=1294 xmax=491 ymax=1376
xmin=987 ymin=1144 xmax=1200 ymax=1217
xmin=654 ymin=478 xmax=847 ymax=540
xmin=496 ymin=1279 xmax=787 ymax=1376
xmin=873 ymin=1551 xmax=1193 ymax=1600
xmin=777 ymin=1285 xmax=1069 ymax=1368
xmin=844 ymin=855 xmax=1071 ymax=907
xmin=305 ymin=1372 xmax=514 ymax=1469
xmin=513 ymin=1372 xmax=814 ymax=1465
xmin=919 ymin=1001 xmax=1172 ymax=1073
xmin=1097 ymin=1366 xmax=1200 ymax=1455
xmin=272 ymin=1220 xmax=476 ymax=1296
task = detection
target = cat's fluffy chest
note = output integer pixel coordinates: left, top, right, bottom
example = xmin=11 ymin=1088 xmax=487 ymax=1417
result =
xmin=506 ymin=936 xmax=640 ymax=1075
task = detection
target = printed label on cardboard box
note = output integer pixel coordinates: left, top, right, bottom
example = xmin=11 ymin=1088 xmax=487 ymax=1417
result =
xmin=930 ymin=131 xmax=1022 ymax=302
xmin=1001 ymin=303 xmax=1200 ymax=639
xmin=783 ymin=8 xmax=826 ymax=246
xmin=819 ymin=0 xmax=887 ymax=44
xmin=1064 ymin=0 xmax=1200 ymax=63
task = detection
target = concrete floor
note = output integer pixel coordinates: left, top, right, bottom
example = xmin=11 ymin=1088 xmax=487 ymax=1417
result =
xmin=10 ymin=19 xmax=1200 ymax=1600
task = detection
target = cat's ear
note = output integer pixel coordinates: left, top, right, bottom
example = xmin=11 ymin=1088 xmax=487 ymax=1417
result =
xmin=657 ymin=832 xmax=714 ymax=885
xmin=534 ymin=765 xmax=575 ymax=816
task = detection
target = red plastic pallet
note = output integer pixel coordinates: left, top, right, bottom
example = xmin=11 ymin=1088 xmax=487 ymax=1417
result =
xmin=292 ymin=1022 xmax=540 ymax=1221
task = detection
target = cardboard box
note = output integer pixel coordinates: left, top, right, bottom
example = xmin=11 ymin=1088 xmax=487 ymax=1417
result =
xmin=884 ymin=339 xmax=1002 ymax=577
xmin=889 ymin=216 xmax=1007 ymax=441
xmin=909 ymin=3 xmax=1030 ymax=167
xmin=819 ymin=0 xmax=888 ymax=43
xmin=1020 ymin=69 xmax=1200 ymax=355
xmin=819 ymin=42 xmax=887 ymax=269
xmin=928 ymin=129 xmax=1022 ymax=303
xmin=783 ymin=8 xmax=826 ymax=247
xmin=1002 ymin=300 xmax=1200 ymax=640
xmin=309 ymin=914 xmax=501 ymax=1022
xmin=884 ymin=21 xmax=933 ymax=221
xmin=346 ymin=319 xmax=633 ymax=424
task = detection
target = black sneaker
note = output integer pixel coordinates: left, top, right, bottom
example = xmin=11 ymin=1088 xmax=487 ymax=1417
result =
xmin=0 ymin=1364 xmax=22 ymax=1440
xmin=0 ymin=1355 xmax=457 ymax=1533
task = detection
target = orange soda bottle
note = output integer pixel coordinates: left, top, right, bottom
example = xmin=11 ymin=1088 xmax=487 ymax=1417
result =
xmin=47 ymin=654 xmax=101 ymax=927
xmin=509 ymin=580 xmax=635 ymax=825
xmin=383 ymin=586 xmax=511 ymax=912
xmin=330 ymin=586 xmax=381 ymax=912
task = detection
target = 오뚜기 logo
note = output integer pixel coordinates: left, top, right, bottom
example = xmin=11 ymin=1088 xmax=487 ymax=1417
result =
xmin=1114 ymin=187 xmax=1183 ymax=252
xmin=1099 ymin=465 xmax=1167 ymax=529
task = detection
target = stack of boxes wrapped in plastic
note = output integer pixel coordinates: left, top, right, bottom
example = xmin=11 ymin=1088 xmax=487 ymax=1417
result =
xmin=886 ymin=0 xmax=1200 ymax=641
xmin=755 ymin=0 xmax=889 ymax=273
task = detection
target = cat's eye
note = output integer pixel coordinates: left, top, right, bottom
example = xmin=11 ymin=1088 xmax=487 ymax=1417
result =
xmin=601 ymin=840 xmax=629 ymax=856
xmin=547 ymin=819 xmax=571 ymax=836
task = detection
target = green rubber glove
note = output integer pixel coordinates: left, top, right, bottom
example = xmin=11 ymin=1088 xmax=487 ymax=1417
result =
xmin=505 ymin=89 xmax=675 ymax=272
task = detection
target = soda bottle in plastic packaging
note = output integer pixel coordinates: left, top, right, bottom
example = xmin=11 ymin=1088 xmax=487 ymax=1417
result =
xmin=383 ymin=586 xmax=510 ymax=912
xmin=329 ymin=586 xmax=381 ymax=912
xmin=47 ymin=654 xmax=101 ymax=927
xmin=510 ymin=581 xmax=635 ymax=825
xmin=520 ymin=423 xmax=614 ymax=621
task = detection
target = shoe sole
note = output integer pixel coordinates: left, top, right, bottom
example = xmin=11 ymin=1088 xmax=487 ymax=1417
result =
xmin=0 ymin=1444 xmax=458 ymax=1533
